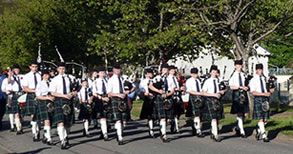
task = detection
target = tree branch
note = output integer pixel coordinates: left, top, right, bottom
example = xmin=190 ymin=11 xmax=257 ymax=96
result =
xmin=251 ymin=20 xmax=282 ymax=45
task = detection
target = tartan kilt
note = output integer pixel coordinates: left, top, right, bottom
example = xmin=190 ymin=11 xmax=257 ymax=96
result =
xmin=230 ymin=90 xmax=249 ymax=114
xmin=172 ymin=96 xmax=184 ymax=117
xmin=111 ymin=97 xmax=128 ymax=122
xmin=253 ymin=96 xmax=270 ymax=120
xmin=5 ymin=95 xmax=14 ymax=114
xmin=189 ymin=95 xmax=204 ymax=118
xmin=139 ymin=96 xmax=154 ymax=120
xmin=52 ymin=98 xmax=74 ymax=126
xmin=23 ymin=93 xmax=37 ymax=116
xmin=152 ymin=95 xmax=174 ymax=120
xmin=201 ymin=97 xmax=224 ymax=121
xmin=36 ymin=100 xmax=53 ymax=122
xmin=10 ymin=94 xmax=21 ymax=114
xmin=92 ymin=98 xmax=108 ymax=119
xmin=78 ymin=103 xmax=92 ymax=120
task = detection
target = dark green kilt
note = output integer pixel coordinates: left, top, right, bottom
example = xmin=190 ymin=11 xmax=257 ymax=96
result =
xmin=202 ymin=97 xmax=224 ymax=121
xmin=230 ymin=90 xmax=249 ymax=114
xmin=111 ymin=97 xmax=128 ymax=122
xmin=152 ymin=95 xmax=174 ymax=120
xmin=253 ymin=96 xmax=270 ymax=120
xmin=23 ymin=93 xmax=37 ymax=116
xmin=93 ymin=98 xmax=109 ymax=119
xmin=8 ymin=94 xmax=21 ymax=114
xmin=78 ymin=103 xmax=92 ymax=120
xmin=189 ymin=95 xmax=204 ymax=118
xmin=139 ymin=96 xmax=154 ymax=120
xmin=52 ymin=98 xmax=74 ymax=126
xmin=172 ymin=95 xmax=185 ymax=117
xmin=36 ymin=100 xmax=53 ymax=122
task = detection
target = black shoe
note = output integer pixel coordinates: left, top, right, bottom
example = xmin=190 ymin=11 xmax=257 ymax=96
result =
xmin=65 ymin=139 xmax=70 ymax=147
xmin=196 ymin=131 xmax=205 ymax=138
xmin=37 ymin=132 xmax=40 ymax=140
xmin=104 ymin=135 xmax=110 ymax=141
xmin=170 ymin=122 xmax=175 ymax=134
xmin=16 ymin=131 xmax=22 ymax=135
xmin=192 ymin=126 xmax=196 ymax=136
xmin=234 ymin=127 xmax=240 ymax=136
xmin=160 ymin=135 xmax=170 ymax=143
xmin=33 ymin=137 xmax=40 ymax=142
xmin=47 ymin=140 xmax=54 ymax=146
xmin=85 ymin=133 xmax=93 ymax=138
xmin=42 ymin=137 xmax=47 ymax=144
xmin=263 ymin=137 xmax=270 ymax=142
xmin=149 ymin=130 xmax=155 ymax=138
xmin=240 ymin=133 xmax=247 ymax=138
xmin=10 ymin=127 xmax=16 ymax=132
xmin=61 ymin=143 xmax=67 ymax=150
xmin=211 ymin=134 xmax=221 ymax=142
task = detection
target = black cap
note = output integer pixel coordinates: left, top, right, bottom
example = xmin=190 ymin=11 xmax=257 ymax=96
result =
xmin=209 ymin=65 xmax=218 ymax=72
xmin=161 ymin=64 xmax=169 ymax=69
xmin=97 ymin=67 xmax=106 ymax=72
xmin=145 ymin=68 xmax=153 ymax=74
xmin=234 ymin=59 xmax=243 ymax=65
xmin=169 ymin=65 xmax=177 ymax=70
xmin=48 ymin=68 xmax=56 ymax=72
xmin=41 ymin=69 xmax=49 ymax=76
xmin=256 ymin=63 xmax=263 ymax=70
xmin=91 ymin=68 xmax=98 ymax=73
xmin=57 ymin=62 xmax=66 ymax=67
xmin=113 ymin=63 xmax=121 ymax=69
xmin=12 ymin=64 xmax=20 ymax=70
xmin=190 ymin=68 xmax=198 ymax=74
xmin=31 ymin=61 xmax=38 ymax=65
xmin=81 ymin=79 xmax=88 ymax=83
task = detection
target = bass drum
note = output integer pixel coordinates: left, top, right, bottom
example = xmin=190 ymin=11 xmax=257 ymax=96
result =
xmin=17 ymin=93 xmax=27 ymax=110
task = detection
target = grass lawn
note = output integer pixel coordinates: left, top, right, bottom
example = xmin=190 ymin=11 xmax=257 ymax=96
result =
xmin=131 ymin=100 xmax=293 ymax=137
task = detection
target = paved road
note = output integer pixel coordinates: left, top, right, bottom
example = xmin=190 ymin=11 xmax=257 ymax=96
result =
xmin=0 ymin=115 xmax=292 ymax=154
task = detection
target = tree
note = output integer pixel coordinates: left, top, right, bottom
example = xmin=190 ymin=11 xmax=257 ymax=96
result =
xmin=180 ymin=0 xmax=293 ymax=72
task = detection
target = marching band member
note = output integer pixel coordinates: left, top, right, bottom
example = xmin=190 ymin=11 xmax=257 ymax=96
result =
xmin=186 ymin=67 xmax=205 ymax=137
xmin=22 ymin=61 xmax=42 ymax=141
xmin=35 ymin=70 xmax=55 ymax=145
xmin=249 ymin=63 xmax=275 ymax=142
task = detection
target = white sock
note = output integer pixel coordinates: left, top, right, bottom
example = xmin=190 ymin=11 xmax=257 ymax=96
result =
xmin=44 ymin=126 xmax=51 ymax=141
xmin=101 ymin=119 xmax=107 ymax=135
xmin=160 ymin=120 xmax=166 ymax=137
xmin=57 ymin=126 xmax=64 ymax=142
xmin=9 ymin=114 xmax=14 ymax=129
xmin=175 ymin=118 xmax=179 ymax=131
xmin=148 ymin=120 xmax=154 ymax=130
xmin=237 ymin=117 xmax=245 ymax=134
xmin=15 ymin=118 xmax=22 ymax=131
xmin=194 ymin=118 xmax=201 ymax=131
xmin=115 ymin=123 xmax=123 ymax=141
xmin=258 ymin=122 xmax=266 ymax=138
xmin=211 ymin=121 xmax=218 ymax=136
xmin=31 ymin=121 xmax=37 ymax=137
xmin=84 ymin=121 xmax=89 ymax=134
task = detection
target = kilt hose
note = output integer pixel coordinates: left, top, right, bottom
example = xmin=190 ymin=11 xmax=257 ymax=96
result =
xmin=230 ymin=90 xmax=249 ymax=114
xmin=139 ymin=96 xmax=154 ymax=120
xmin=110 ymin=97 xmax=128 ymax=122
xmin=23 ymin=93 xmax=37 ymax=116
xmin=189 ymin=95 xmax=204 ymax=118
xmin=253 ymin=96 xmax=270 ymax=120
xmin=152 ymin=95 xmax=174 ymax=120
xmin=36 ymin=100 xmax=53 ymax=122
xmin=202 ymin=97 xmax=224 ymax=121
xmin=52 ymin=97 xmax=74 ymax=126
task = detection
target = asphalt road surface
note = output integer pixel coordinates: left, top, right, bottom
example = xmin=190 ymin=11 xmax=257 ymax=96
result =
xmin=0 ymin=115 xmax=292 ymax=154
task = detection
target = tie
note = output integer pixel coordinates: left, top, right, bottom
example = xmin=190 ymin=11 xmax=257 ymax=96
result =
xmin=172 ymin=77 xmax=178 ymax=88
xmin=195 ymin=79 xmax=200 ymax=92
xmin=213 ymin=79 xmax=217 ymax=93
xmin=85 ymin=88 xmax=88 ymax=101
xmin=16 ymin=76 xmax=22 ymax=92
xmin=34 ymin=72 xmax=38 ymax=89
xmin=118 ymin=76 xmax=123 ymax=94
xmin=164 ymin=76 xmax=168 ymax=92
xmin=239 ymin=73 xmax=243 ymax=87
xmin=62 ymin=76 xmax=67 ymax=94
xmin=102 ymin=80 xmax=107 ymax=95
xmin=260 ymin=76 xmax=265 ymax=93
xmin=46 ymin=81 xmax=50 ymax=88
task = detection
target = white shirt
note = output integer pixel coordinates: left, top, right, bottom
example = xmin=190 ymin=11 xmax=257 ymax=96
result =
xmin=48 ymin=74 xmax=71 ymax=95
xmin=229 ymin=71 xmax=245 ymax=87
xmin=35 ymin=80 xmax=50 ymax=97
xmin=249 ymin=74 xmax=268 ymax=93
xmin=1 ymin=78 xmax=11 ymax=92
xmin=22 ymin=71 xmax=41 ymax=89
xmin=78 ymin=86 xmax=91 ymax=101
xmin=139 ymin=78 xmax=151 ymax=93
xmin=87 ymin=77 xmax=95 ymax=90
xmin=152 ymin=75 xmax=176 ymax=92
xmin=107 ymin=74 xmax=125 ymax=94
xmin=168 ymin=75 xmax=179 ymax=88
xmin=186 ymin=77 xmax=202 ymax=93
xmin=9 ymin=75 xmax=24 ymax=92
xmin=93 ymin=78 xmax=108 ymax=95
xmin=202 ymin=77 xmax=220 ymax=94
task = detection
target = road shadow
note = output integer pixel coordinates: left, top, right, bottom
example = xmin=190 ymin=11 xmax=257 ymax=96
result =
xmin=14 ymin=147 xmax=51 ymax=154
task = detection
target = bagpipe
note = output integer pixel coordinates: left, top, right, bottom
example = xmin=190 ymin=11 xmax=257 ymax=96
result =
xmin=62 ymin=75 xmax=80 ymax=116
xmin=261 ymin=75 xmax=277 ymax=112
xmin=239 ymin=73 xmax=253 ymax=105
